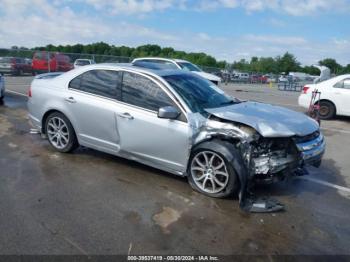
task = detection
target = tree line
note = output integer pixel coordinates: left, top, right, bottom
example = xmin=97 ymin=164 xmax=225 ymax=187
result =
xmin=8 ymin=42 xmax=350 ymax=75
xmin=232 ymin=53 xmax=350 ymax=75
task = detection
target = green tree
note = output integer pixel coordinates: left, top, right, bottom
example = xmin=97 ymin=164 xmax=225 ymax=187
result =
xmin=277 ymin=52 xmax=300 ymax=74
xmin=339 ymin=64 xmax=350 ymax=74
xmin=319 ymin=58 xmax=342 ymax=74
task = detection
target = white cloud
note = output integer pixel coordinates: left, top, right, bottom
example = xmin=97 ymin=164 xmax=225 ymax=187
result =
xmin=0 ymin=0 xmax=178 ymax=47
xmin=197 ymin=0 xmax=350 ymax=16
xmin=0 ymin=0 xmax=349 ymax=66
xmin=81 ymin=0 xmax=350 ymax=15
xmin=85 ymin=0 xmax=184 ymax=14
xmin=243 ymin=35 xmax=307 ymax=45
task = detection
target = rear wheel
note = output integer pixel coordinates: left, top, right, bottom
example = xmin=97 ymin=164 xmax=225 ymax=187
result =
xmin=318 ymin=101 xmax=335 ymax=120
xmin=188 ymin=141 xmax=240 ymax=198
xmin=45 ymin=112 xmax=78 ymax=153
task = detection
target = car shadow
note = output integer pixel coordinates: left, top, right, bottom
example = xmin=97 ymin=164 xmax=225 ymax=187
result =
xmin=70 ymin=145 xmax=345 ymax=204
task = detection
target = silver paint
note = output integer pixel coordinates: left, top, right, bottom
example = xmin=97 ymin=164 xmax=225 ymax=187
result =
xmin=28 ymin=63 xmax=325 ymax=181
xmin=206 ymin=101 xmax=319 ymax=137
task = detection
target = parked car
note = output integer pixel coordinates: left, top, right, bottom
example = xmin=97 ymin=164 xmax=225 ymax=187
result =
xmin=28 ymin=64 xmax=325 ymax=211
xmin=132 ymin=57 xmax=221 ymax=85
xmin=0 ymin=73 xmax=5 ymax=101
xmin=232 ymin=72 xmax=250 ymax=82
xmin=264 ymin=74 xmax=277 ymax=83
xmin=0 ymin=57 xmax=32 ymax=75
xmin=250 ymin=74 xmax=267 ymax=83
xmin=278 ymin=75 xmax=289 ymax=82
xmin=32 ymin=51 xmax=73 ymax=74
xmin=74 ymin=59 xmax=95 ymax=68
xmin=298 ymin=74 xmax=350 ymax=119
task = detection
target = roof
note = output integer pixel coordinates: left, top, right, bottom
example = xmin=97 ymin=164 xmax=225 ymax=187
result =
xmin=132 ymin=57 xmax=189 ymax=64
xmin=84 ymin=62 xmax=189 ymax=77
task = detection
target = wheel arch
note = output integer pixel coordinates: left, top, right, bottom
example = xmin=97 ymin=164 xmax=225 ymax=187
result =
xmin=41 ymin=109 xmax=77 ymax=135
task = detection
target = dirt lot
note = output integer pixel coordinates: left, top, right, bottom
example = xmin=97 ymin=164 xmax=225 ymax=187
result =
xmin=1 ymin=76 xmax=350 ymax=255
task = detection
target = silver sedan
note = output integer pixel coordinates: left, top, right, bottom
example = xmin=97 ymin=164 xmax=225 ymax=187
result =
xmin=28 ymin=64 xmax=325 ymax=211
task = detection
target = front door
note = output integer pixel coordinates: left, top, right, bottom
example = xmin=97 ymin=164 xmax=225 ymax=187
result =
xmin=115 ymin=71 xmax=190 ymax=173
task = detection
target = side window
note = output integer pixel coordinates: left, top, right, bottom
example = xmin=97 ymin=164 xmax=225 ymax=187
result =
xmin=334 ymin=78 xmax=350 ymax=89
xmin=69 ymin=75 xmax=82 ymax=90
xmin=344 ymin=79 xmax=350 ymax=89
xmin=121 ymin=72 xmax=174 ymax=111
xmin=69 ymin=70 xmax=122 ymax=100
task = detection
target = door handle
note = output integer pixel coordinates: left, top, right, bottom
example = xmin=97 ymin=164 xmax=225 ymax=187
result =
xmin=117 ymin=112 xmax=134 ymax=120
xmin=65 ymin=97 xmax=76 ymax=103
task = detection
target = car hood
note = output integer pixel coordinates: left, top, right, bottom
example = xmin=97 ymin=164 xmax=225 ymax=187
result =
xmin=206 ymin=101 xmax=319 ymax=137
xmin=193 ymin=71 xmax=221 ymax=82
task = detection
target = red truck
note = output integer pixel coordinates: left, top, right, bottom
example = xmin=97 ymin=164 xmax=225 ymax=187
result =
xmin=32 ymin=51 xmax=73 ymax=74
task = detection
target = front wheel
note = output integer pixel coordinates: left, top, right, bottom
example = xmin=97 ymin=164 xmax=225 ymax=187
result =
xmin=45 ymin=112 xmax=78 ymax=153
xmin=188 ymin=143 xmax=240 ymax=198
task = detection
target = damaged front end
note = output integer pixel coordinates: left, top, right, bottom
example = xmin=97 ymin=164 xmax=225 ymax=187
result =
xmin=250 ymin=137 xmax=300 ymax=182
xmin=190 ymin=112 xmax=325 ymax=213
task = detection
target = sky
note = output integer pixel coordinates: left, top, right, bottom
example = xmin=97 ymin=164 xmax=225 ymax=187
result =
xmin=0 ymin=0 xmax=349 ymax=65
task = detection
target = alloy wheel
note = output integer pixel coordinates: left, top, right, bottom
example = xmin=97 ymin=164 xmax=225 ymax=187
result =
xmin=190 ymin=151 xmax=229 ymax=194
xmin=47 ymin=116 xmax=69 ymax=150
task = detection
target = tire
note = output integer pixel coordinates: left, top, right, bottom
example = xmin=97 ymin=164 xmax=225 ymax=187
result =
xmin=318 ymin=100 xmax=335 ymax=120
xmin=187 ymin=140 xmax=241 ymax=198
xmin=45 ymin=112 xmax=78 ymax=153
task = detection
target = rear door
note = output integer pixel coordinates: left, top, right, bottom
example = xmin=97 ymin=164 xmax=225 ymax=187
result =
xmin=115 ymin=71 xmax=190 ymax=172
xmin=66 ymin=69 xmax=123 ymax=153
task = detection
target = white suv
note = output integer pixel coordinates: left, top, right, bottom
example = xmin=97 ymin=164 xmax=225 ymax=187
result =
xmin=132 ymin=57 xmax=221 ymax=85
xmin=73 ymin=59 xmax=95 ymax=68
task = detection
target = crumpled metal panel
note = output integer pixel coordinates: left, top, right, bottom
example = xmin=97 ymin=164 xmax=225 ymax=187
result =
xmin=187 ymin=112 xmax=256 ymax=147
xmin=205 ymin=101 xmax=319 ymax=137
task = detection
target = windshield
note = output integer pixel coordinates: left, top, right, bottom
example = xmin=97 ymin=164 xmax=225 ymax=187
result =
xmin=177 ymin=62 xmax=202 ymax=72
xmin=76 ymin=60 xmax=91 ymax=66
xmin=164 ymin=73 xmax=238 ymax=113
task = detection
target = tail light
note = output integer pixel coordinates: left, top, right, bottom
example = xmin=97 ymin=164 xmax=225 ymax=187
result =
xmin=28 ymin=86 xmax=32 ymax=97
xmin=302 ymin=86 xmax=310 ymax=94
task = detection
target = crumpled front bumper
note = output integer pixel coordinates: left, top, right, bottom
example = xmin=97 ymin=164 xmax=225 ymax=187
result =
xmin=252 ymin=132 xmax=325 ymax=177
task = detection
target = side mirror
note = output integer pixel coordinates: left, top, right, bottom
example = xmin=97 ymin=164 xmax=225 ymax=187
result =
xmin=158 ymin=106 xmax=180 ymax=120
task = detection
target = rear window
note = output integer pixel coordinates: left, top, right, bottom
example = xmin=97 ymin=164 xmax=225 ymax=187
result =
xmin=75 ymin=60 xmax=91 ymax=66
